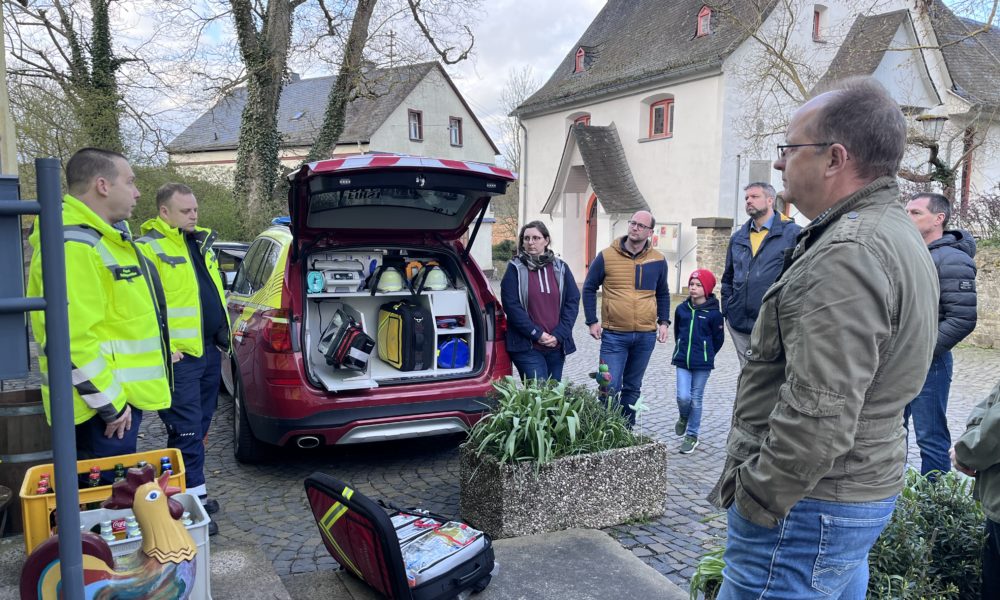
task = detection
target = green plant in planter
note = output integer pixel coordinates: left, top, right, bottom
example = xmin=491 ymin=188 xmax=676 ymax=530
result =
xmin=467 ymin=376 xmax=641 ymax=471
xmin=868 ymin=469 xmax=985 ymax=599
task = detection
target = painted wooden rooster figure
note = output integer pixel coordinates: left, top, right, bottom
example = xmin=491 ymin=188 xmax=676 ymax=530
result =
xmin=20 ymin=464 xmax=198 ymax=599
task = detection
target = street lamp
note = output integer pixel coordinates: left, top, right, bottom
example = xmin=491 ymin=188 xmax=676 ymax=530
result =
xmin=917 ymin=112 xmax=949 ymax=142
xmin=913 ymin=109 xmax=955 ymax=195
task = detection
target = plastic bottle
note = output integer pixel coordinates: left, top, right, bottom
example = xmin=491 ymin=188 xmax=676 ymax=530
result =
xmin=125 ymin=515 xmax=141 ymax=539
xmin=113 ymin=463 xmax=126 ymax=483
xmin=100 ymin=520 xmax=115 ymax=543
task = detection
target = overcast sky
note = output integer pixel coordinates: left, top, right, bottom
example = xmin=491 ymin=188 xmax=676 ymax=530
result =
xmin=442 ymin=0 xmax=607 ymax=156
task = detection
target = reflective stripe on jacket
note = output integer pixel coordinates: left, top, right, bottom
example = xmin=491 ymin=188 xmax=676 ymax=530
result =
xmin=28 ymin=195 xmax=171 ymax=425
xmin=137 ymin=218 xmax=228 ymax=357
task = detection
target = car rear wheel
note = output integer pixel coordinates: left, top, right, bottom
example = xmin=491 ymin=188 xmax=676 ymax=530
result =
xmin=233 ymin=377 xmax=267 ymax=464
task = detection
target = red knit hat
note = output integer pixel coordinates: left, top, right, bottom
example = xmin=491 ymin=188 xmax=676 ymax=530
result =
xmin=689 ymin=269 xmax=717 ymax=296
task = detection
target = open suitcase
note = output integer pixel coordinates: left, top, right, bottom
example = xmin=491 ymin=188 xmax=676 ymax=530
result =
xmin=304 ymin=473 xmax=495 ymax=600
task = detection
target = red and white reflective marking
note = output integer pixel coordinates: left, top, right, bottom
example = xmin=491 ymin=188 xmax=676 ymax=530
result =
xmin=305 ymin=154 xmax=517 ymax=180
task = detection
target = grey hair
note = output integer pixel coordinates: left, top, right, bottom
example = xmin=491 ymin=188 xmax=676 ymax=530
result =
xmin=809 ymin=77 xmax=907 ymax=180
xmin=744 ymin=182 xmax=776 ymax=199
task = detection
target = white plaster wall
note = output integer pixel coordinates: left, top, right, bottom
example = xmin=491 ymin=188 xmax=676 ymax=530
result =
xmin=873 ymin=25 xmax=938 ymax=109
xmin=520 ymin=75 xmax=726 ymax=284
xmin=371 ymin=67 xmax=497 ymax=164
xmin=718 ymin=0 xmax=909 ymax=230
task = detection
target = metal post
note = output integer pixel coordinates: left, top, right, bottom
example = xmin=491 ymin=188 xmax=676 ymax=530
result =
xmin=36 ymin=157 xmax=84 ymax=600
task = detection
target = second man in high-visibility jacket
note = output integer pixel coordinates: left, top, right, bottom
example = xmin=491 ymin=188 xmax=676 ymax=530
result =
xmin=28 ymin=147 xmax=172 ymax=459
xmin=138 ymin=183 xmax=229 ymax=536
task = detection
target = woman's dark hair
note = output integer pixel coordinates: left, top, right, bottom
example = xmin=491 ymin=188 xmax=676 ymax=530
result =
xmin=518 ymin=220 xmax=551 ymax=253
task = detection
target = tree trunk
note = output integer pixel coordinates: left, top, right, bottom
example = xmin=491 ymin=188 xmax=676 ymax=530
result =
xmin=306 ymin=0 xmax=378 ymax=163
xmin=85 ymin=0 xmax=124 ymax=153
xmin=231 ymin=0 xmax=296 ymax=237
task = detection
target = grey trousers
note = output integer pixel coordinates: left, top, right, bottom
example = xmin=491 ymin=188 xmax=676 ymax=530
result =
xmin=726 ymin=321 xmax=751 ymax=370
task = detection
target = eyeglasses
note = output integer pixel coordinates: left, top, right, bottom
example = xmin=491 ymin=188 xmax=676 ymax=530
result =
xmin=777 ymin=142 xmax=836 ymax=159
xmin=628 ymin=220 xmax=653 ymax=231
xmin=522 ymin=235 xmax=544 ymax=242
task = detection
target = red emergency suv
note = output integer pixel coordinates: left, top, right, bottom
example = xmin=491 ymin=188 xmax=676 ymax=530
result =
xmin=221 ymin=154 xmax=515 ymax=462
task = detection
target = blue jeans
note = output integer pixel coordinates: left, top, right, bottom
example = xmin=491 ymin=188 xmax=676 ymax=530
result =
xmin=599 ymin=330 xmax=656 ymax=426
xmin=718 ymin=496 xmax=896 ymax=600
xmin=675 ymin=368 xmax=710 ymax=437
xmin=903 ymin=351 xmax=953 ymax=477
xmin=158 ymin=343 xmax=222 ymax=493
xmin=509 ymin=349 xmax=565 ymax=382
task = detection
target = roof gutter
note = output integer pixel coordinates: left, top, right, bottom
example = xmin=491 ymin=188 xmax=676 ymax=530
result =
xmin=514 ymin=60 xmax=723 ymax=120
xmin=519 ymin=120 xmax=529 ymax=231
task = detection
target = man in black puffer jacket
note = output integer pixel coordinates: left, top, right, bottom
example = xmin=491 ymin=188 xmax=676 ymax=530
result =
xmin=905 ymin=192 xmax=978 ymax=477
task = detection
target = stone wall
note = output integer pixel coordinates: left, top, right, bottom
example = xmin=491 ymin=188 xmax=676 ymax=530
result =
xmin=691 ymin=217 xmax=733 ymax=285
xmin=969 ymin=246 xmax=999 ymax=349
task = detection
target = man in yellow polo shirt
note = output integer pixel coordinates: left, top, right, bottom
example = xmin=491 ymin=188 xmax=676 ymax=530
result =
xmin=719 ymin=182 xmax=801 ymax=368
xmin=28 ymin=147 xmax=172 ymax=459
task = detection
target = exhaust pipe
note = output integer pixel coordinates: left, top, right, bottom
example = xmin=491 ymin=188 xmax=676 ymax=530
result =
xmin=295 ymin=435 xmax=321 ymax=449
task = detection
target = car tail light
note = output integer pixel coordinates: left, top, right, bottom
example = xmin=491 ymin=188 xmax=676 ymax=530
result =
xmin=492 ymin=302 xmax=507 ymax=340
xmin=261 ymin=309 xmax=292 ymax=353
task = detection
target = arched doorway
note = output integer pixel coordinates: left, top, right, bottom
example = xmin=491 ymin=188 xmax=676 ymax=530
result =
xmin=585 ymin=194 xmax=598 ymax=271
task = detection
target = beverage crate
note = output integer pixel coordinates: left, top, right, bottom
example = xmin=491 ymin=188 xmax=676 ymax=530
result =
xmin=78 ymin=493 xmax=212 ymax=599
xmin=18 ymin=448 xmax=185 ymax=553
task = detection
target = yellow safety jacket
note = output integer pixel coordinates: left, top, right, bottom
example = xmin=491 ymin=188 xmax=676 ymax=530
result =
xmin=137 ymin=218 xmax=229 ymax=357
xmin=28 ymin=195 xmax=172 ymax=425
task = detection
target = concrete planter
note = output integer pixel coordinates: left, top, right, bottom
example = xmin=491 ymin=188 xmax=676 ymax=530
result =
xmin=459 ymin=440 xmax=668 ymax=539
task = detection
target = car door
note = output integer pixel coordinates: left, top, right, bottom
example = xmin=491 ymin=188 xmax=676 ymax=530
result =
xmin=225 ymin=239 xmax=270 ymax=390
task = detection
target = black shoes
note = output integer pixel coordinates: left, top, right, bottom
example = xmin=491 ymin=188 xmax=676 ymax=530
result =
xmin=208 ymin=519 xmax=219 ymax=536
xmin=200 ymin=497 xmax=220 ymax=515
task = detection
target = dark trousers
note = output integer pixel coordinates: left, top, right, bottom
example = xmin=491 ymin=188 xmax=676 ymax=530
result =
xmin=158 ymin=342 xmax=221 ymax=492
xmin=76 ymin=409 xmax=144 ymax=460
xmin=985 ymin=519 xmax=1000 ymax=600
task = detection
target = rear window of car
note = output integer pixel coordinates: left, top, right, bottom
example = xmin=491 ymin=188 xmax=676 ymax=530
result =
xmin=310 ymin=188 xmax=468 ymax=217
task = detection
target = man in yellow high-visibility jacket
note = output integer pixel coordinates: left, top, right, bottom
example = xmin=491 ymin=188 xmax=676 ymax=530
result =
xmin=28 ymin=147 xmax=172 ymax=459
xmin=138 ymin=183 xmax=228 ymax=535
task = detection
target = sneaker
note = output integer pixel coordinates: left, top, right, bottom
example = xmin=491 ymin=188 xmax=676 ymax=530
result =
xmin=680 ymin=436 xmax=699 ymax=454
xmin=208 ymin=519 xmax=219 ymax=536
xmin=674 ymin=418 xmax=688 ymax=437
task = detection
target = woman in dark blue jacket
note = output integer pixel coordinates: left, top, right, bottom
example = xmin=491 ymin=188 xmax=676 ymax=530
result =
xmin=500 ymin=221 xmax=580 ymax=381
xmin=671 ymin=269 xmax=725 ymax=454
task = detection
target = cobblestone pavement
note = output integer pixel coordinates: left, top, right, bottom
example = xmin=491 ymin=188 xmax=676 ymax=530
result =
xmin=126 ymin=300 xmax=1000 ymax=592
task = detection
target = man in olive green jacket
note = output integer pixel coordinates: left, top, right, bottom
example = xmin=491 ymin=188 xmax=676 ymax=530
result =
xmin=710 ymin=77 xmax=939 ymax=599
xmin=952 ymin=380 xmax=1000 ymax=599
